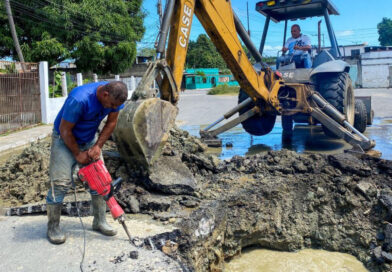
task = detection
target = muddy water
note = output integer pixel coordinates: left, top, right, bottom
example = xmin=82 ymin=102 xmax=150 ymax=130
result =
xmin=365 ymin=117 xmax=392 ymax=159
xmin=181 ymin=119 xmax=391 ymax=271
xmin=225 ymin=248 xmax=368 ymax=272
xmin=181 ymin=117 xmax=392 ymax=160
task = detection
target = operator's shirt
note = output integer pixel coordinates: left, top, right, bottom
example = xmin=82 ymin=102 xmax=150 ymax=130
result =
xmin=54 ymin=82 xmax=124 ymax=144
xmin=285 ymin=34 xmax=311 ymax=55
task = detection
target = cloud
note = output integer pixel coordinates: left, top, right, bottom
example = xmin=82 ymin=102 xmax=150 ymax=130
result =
xmin=264 ymin=45 xmax=282 ymax=51
xmin=336 ymin=30 xmax=354 ymax=37
xmin=262 ymin=45 xmax=282 ymax=56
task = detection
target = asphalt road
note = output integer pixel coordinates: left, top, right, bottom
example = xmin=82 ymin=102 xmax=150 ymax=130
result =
xmin=177 ymin=88 xmax=392 ymax=126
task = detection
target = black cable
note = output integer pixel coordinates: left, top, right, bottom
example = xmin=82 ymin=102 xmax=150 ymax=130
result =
xmin=11 ymin=13 xmax=124 ymax=44
xmin=10 ymin=0 xmax=129 ymax=42
xmin=71 ymin=163 xmax=86 ymax=272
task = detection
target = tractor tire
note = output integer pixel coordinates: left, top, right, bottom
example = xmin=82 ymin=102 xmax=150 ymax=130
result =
xmin=354 ymin=99 xmax=367 ymax=133
xmin=368 ymin=109 xmax=374 ymax=125
xmin=238 ymin=89 xmax=276 ymax=136
xmin=317 ymin=72 xmax=355 ymax=137
xmin=282 ymin=115 xmax=293 ymax=132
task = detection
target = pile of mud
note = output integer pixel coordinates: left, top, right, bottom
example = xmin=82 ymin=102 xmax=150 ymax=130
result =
xmin=1 ymin=128 xmax=392 ymax=271
xmin=0 ymin=141 xmax=50 ymax=206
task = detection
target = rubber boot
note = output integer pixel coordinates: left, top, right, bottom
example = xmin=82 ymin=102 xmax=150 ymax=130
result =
xmin=47 ymin=204 xmax=66 ymax=244
xmin=91 ymin=195 xmax=117 ymax=236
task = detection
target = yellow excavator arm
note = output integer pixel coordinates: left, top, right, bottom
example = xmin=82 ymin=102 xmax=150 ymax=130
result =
xmin=161 ymin=0 xmax=280 ymax=109
xmin=114 ymin=0 xmax=374 ymax=168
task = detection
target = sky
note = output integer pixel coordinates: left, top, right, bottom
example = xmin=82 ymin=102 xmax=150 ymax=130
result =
xmin=138 ymin=0 xmax=392 ymax=56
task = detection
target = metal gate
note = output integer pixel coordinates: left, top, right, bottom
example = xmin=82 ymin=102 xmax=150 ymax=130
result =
xmin=0 ymin=61 xmax=41 ymax=134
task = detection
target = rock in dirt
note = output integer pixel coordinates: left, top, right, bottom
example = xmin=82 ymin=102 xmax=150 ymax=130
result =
xmin=384 ymin=223 xmax=392 ymax=251
xmin=147 ymin=155 xmax=197 ymax=195
xmin=128 ymin=195 xmax=140 ymax=213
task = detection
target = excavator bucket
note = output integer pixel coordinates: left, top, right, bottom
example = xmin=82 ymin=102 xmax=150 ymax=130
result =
xmin=113 ymin=60 xmax=179 ymax=168
xmin=114 ymin=97 xmax=178 ymax=167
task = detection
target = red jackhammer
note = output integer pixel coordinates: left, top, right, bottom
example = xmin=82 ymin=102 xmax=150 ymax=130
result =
xmin=78 ymin=160 xmax=133 ymax=244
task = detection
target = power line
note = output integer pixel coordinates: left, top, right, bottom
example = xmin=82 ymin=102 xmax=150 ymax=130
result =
xmin=11 ymin=7 xmax=125 ymax=44
xmin=11 ymin=0 xmax=134 ymax=42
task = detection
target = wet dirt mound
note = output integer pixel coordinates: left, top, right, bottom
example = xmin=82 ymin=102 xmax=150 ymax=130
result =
xmin=2 ymin=128 xmax=392 ymax=271
xmin=0 ymin=141 xmax=50 ymax=206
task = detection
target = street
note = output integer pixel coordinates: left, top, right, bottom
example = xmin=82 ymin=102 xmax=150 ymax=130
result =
xmin=177 ymin=88 xmax=392 ymax=160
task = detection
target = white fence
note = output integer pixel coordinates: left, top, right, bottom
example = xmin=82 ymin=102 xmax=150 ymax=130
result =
xmin=101 ymin=76 xmax=142 ymax=99
xmin=39 ymin=61 xmax=140 ymax=124
xmin=360 ymin=51 xmax=392 ymax=88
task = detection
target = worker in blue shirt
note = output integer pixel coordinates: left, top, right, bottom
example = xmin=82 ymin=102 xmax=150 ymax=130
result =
xmin=46 ymin=81 xmax=128 ymax=244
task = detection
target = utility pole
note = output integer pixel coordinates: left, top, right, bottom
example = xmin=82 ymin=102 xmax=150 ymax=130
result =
xmin=4 ymin=0 xmax=25 ymax=71
xmin=157 ymin=0 xmax=163 ymax=25
xmin=246 ymin=1 xmax=250 ymax=37
xmin=154 ymin=0 xmax=163 ymax=50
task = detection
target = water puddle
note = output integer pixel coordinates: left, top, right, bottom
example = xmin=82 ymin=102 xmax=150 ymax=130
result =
xmin=224 ymin=248 xmax=368 ymax=272
xmin=364 ymin=117 xmax=392 ymax=159
xmin=181 ymin=117 xmax=392 ymax=160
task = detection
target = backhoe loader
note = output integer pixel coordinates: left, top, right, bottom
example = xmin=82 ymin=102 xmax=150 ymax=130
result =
xmin=114 ymin=0 xmax=375 ymax=169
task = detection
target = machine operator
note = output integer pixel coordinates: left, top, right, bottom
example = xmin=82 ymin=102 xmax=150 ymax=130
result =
xmin=276 ymin=24 xmax=312 ymax=69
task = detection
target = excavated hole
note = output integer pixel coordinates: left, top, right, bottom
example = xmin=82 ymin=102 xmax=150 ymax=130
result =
xmin=1 ymin=127 xmax=392 ymax=271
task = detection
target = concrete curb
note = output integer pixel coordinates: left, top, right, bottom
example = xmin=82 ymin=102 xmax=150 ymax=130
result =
xmin=0 ymin=125 xmax=52 ymax=153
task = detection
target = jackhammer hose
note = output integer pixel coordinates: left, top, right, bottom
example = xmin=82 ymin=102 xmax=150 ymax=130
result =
xmin=71 ymin=163 xmax=86 ymax=272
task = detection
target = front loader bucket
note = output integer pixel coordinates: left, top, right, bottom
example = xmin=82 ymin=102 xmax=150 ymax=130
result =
xmin=114 ymin=98 xmax=178 ymax=168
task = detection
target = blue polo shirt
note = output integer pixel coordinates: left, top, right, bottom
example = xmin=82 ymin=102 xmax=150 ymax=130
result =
xmin=54 ymin=82 xmax=124 ymax=144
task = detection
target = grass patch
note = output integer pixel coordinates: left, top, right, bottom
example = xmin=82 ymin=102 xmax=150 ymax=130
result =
xmin=207 ymin=84 xmax=240 ymax=95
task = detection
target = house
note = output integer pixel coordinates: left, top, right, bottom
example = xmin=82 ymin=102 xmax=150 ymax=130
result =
xmin=310 ymin=44 xmax=392 ymax=88
xmin=136 ymin=55 xmax=154 ymax=64
xmin=358 ymin=46 xmax=392 ymax=88
xmin=310 ymin=44 xmax=367 ymax=60
xmin=183 ymin=68 xmax=239 ymax=90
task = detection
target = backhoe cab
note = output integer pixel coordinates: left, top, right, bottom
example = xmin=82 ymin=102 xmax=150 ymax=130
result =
xmin=255 ymin=0 xmax=371 ymax=134
xmin=114 ymin=0 xmax=375 ymax=169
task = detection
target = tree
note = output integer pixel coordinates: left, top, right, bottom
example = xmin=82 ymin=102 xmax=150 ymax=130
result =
xmin=138 ymin=47 xmax=156 ymax=57
xmin=0 ymin=0 xmax=145 ymax=74
xmin=186 ymin=34 xmax=260 ymax=71
xmin=186 ymin=34 xmax=226 ymax=69
xmin=378 ymin=18 xmax=392 ymax=46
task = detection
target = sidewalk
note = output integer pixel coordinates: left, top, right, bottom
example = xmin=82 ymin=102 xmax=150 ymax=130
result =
xmin=0 ymin=124 xmax=53 ymax=153
xmin=0 ymin=214 xmax=182 ymax=272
